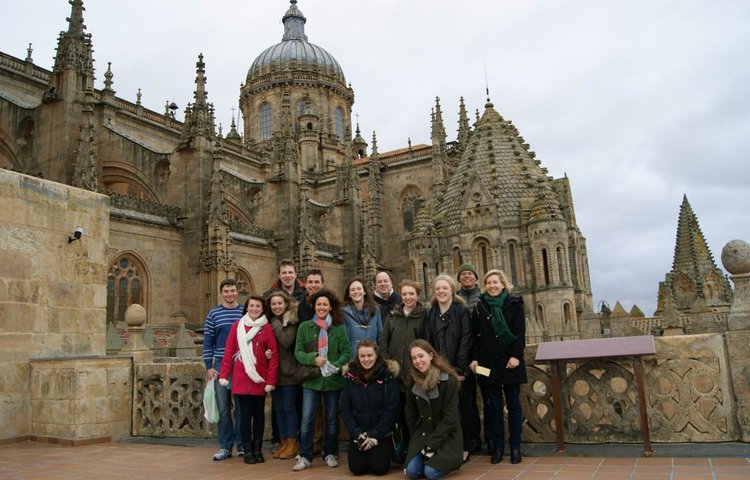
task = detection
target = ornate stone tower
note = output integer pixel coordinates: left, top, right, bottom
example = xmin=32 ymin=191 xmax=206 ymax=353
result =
xmin=415 ymin=97 xmax=593 ymax=341
xmin=655 ymin=195 xmax=733 ymax=324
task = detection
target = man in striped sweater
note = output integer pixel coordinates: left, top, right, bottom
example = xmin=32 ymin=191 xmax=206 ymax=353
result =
xmin=203 ymin=278 xmax=244 ymax=461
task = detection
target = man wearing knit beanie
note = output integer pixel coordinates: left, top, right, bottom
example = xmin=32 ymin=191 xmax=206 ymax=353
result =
xmin=456 ymin=264 xmax=481 ymax=311
xmin=455 ymin=263 xmax=483 ymax=456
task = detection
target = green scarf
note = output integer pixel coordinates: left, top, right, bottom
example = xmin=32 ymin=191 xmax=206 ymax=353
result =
xmin=482 ymin=291 xmax=517 ymax=346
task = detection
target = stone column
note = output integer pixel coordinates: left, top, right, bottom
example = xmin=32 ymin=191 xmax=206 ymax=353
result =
xmin=721 ymin=239 xmax=750 ymax=441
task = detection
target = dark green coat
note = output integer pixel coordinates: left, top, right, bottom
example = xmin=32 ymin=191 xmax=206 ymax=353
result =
xmin=379 ymin=301 xmax=426 ymax=387
xmin=405 ymin=374 xmax=463 ymax=474
xmin=294 ymin=320 xmax=351 ymax=391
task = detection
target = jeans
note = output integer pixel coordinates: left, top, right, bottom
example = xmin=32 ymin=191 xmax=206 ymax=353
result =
xmin=273 ymin=385 xmax=298 ymax=440
xmin=405 ymin=454 xmax=444 ymax=480
xmin=214 ymin=379 xmax=243 ymax=451
xmin=479 ymin=382 xmax=522 ymax=452
xmin=299 ymin=388 xmax=340 ymax=460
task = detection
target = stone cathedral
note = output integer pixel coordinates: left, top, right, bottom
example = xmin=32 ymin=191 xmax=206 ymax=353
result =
xmin=0 ymin=0 xmax=596 ymax=339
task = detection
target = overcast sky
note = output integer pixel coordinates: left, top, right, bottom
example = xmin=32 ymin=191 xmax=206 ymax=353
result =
xmin=2 ymin=0 xmax=748 ymax=315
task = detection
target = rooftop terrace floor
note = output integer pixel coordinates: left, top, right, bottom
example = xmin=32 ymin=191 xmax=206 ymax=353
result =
xmin=1 ymin=440 xmax=749 ymax=480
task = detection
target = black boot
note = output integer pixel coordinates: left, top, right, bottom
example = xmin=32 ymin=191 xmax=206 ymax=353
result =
xmin=510 ymin=448 xmax=522 ymax=464
xmin=491 ymin=449 xmax=504 ymax=464
xmin=243 ymin=451 xmax=257 ymax=464
xmin=485 ymin=439 xmax=495 ymax=456
xmin=254 ymin=440 xmax=265 ymax=463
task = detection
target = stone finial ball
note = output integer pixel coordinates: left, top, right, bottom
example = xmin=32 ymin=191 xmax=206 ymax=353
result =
xmin=124 ymin=303 xmax=147 ymax=327
xmin=721 ymin=239 xmax=750 ymax=275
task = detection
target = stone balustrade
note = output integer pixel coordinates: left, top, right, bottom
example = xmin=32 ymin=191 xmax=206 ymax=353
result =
xmin=132 ymin=332 xmax=739 ymax=442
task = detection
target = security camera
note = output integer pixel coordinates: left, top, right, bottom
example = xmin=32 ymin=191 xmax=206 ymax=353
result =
xmin=69 ymin=227 xmax=83 ymax=243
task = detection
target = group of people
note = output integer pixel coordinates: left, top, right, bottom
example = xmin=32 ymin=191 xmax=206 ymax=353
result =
xmin=202 ymin=259 xmax=528 ymax=478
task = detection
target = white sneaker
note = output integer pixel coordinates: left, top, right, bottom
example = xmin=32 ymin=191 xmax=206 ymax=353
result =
xmin=324 ymin=454 xmax=339 ymax=468
xmin=292 ymin=456 xmax=312 ymax=471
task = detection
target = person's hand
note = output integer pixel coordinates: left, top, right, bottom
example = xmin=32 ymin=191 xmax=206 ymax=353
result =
xmin=458 ymin=375 xmax=465 ymax=382
xmin=264 ymin=385 xmax=275 ymax=393
xmin=506 ymin=357 xmax=520 ymax=369
xmin=469 ymin=361 xmax=478 ymax=373
xmin=265 ymin=349 xmax=273 ymax=360
xmin=206 ymin=368 xmax=217 ymax=380
xmin=420 ymin=446 xmax=435 ymax=458
xmin=361 ymin=437 xmax=378 ymax=451
xmin=314 ymin=356 xmax=326 ymax=367
xmin=218 ymin=378 xmax=229 ymax=387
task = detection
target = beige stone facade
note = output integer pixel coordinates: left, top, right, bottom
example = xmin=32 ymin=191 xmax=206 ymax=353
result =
xmin=0 ymin=169 xmax=131 ymax=442
xmin=0 ymin=0 xmax=592 ymax=336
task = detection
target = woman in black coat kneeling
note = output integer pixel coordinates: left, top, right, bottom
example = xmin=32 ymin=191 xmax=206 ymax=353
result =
xmin=340 ymin=339 xmax=400 ymax=476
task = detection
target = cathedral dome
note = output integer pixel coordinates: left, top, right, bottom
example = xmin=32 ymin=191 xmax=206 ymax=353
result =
xmin=246 ymin=1 xmax=346 ymax=86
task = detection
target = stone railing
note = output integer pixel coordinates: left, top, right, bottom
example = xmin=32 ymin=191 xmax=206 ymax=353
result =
xmin=523 ymin=333 xmax=738 ymax=443
xmin=133 ymin=359 xmax=211 ymax=438
xmin=108 ymin=191 xmax=182 ymax=226
xmin=229 ymin=219 xmax=274 ymax=240
xmin=132 ymin=332 xmax=740 ymax=441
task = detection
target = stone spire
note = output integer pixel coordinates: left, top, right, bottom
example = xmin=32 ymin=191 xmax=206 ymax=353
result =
xmin=199 ymin=161 xmax=236 ymax=273
xmin=368 ymin=131 xmax=384 ymax=257
xmin=179 ymin=53 xmax=216 ymax=147
xmin=101 ymin=61 xmax=116 ymax=103
xmin=353 ymin=121 xmax=368 ymax=158
xmin=47 ymin=0 xmax=94 ymax=104
xmin=431 ymin=96 xmax=447 ymax=141
xmin=431 ymin=97 xmax=448 ymax=192
xmin=456 ymin=96 xmax=471 ymax=152
xmin=672 ymin=195 xmax=718 ymax=278
xmin=72 ymin=86 xmax=99 ymax=191
xmin=656 ymin=195 xmax=734 ymax=315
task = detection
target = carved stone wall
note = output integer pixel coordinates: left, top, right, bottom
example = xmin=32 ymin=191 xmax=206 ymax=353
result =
xmin=133 ymin=360 xmax=211 ymax=437
xmin=522 ymin=334 xmax=738 ymax=443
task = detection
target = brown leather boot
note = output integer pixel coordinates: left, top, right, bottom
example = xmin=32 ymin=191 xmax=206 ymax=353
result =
xmin=272 ymin=439 xmax=287 ymax=459
xmin=279 ymin=439 xmax=298 ymax=459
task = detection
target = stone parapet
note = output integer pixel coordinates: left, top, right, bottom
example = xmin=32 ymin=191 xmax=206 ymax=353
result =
xmin=29 ymin=356 xmax=132 ymax=443
xmin=523 ymin=333 xmax=739 ymax=443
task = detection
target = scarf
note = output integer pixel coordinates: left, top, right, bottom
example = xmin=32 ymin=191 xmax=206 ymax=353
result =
xmin=482 ymin=291 xmax=517 ymax=346
xmin=314 ymin=313 xmax=332 ymax=359
xmin=410 ymin=364 xmax=441 ymax=394
xmin=235 ymin=313 xmax=268 ymax=383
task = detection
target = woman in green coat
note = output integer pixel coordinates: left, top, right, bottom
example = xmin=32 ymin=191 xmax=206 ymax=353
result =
xmin=292 ymin=289 xmax=351 ymax=471
xmin=404 ymin=339 xmax=463 ymax=479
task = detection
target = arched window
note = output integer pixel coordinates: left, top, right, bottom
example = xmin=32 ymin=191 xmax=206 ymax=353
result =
xmin=334 ymin=107 xmax=344 ymax=142
xmin=556 ymin=246 xmax=565 ymax=285
xmin=235 ymin=268 xmax=255 ymax=306
xmin=473 ymin=239 xmax=491 ymax=278
xmin=259 ymin=103 xmax=273 ymax=140
xmin=508 ymin=241 xmax=519 ymax=286
xmin=422 ymin=262 xmax=429 ymax=290
xmin=563 ymin=302 xmax=572 ymax=328
xmin=410 ymin=260 xmax=416 ymax=282
xmin=452 ymin=247 xmax=463 ymax=274
xmin=107 ymin=254 xmax=148 ymax=326
xmin=401 ymin=193 xmax=424 ymax=232
xmin=541 ymin=248 xmax=551 ymax=286
xmin=537 ymin=304 xmax=545 ymax=326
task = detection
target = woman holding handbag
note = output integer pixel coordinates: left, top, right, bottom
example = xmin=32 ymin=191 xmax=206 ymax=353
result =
xmin=218 ymin=294 xmax=279 ymax=465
